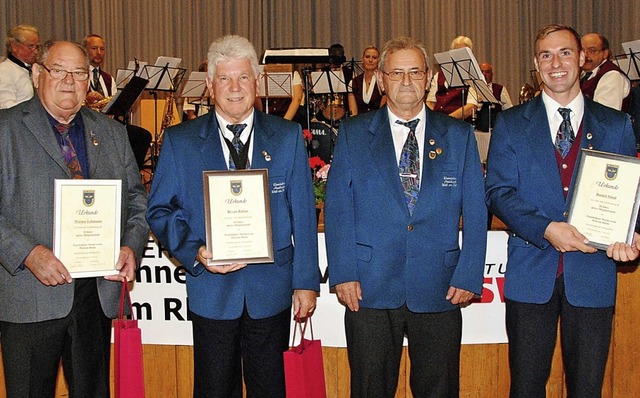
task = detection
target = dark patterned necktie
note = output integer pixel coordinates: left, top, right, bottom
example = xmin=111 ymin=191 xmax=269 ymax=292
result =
xmin=92 ymin=68 xmax=104 ymax=96
xmin=397 ymin=119 xmax=420 ymax=215
xmin=227 ymin=123 xmax=247 ymax=170
xmin=580 ymin=71 xmax=592 ymax=84
xmin=56 ymin=123 xmax=83 ymax=179
xmin=555 ymin=108 xmax=574 ymax=158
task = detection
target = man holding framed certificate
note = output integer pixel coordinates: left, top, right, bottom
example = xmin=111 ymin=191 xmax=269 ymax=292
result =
xmin=0 ymin=41 xmax=148 ymax=397
xmin=485 ymin=25 xmax=640 ymax=397
xmin=147 ymin=35 xmax=319 ymax=398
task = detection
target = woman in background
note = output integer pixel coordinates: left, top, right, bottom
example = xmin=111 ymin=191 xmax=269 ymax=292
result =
xmin=348 ymin=46 xmax=385 ymax=116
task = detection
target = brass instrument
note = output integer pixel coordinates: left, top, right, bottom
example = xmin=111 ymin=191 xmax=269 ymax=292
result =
xmin=85 ymin=96 xmax=113 ymax=111
xmin=518 ymin=83 xmax=536 ymax=104
xmin=160 ymin=92 xmax=176 ymax=135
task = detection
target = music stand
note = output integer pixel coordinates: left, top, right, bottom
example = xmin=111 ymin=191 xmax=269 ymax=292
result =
xmin=434 ymin=47 xmax=497 ymax=122
xmin=310 ymin=69 xmax=347 ymax=160
xmin=142 ymin=56 xmax=186 ymax=173
xmin=617 ymin=39 xmax=640 ymax=81
xmin=180 ymin=71 xmax=211 ymax=117
xmin=258 ymin=64 xmax=293 ymax=115
xmin=102 ymin=76 xmax=149 ymax=122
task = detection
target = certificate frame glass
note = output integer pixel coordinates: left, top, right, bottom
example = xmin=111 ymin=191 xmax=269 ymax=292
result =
xmin=567 ymin=149 xmax=640 ymax=250
xmin=53 ymin=179 xmax=122 ymax=277
xmin=203 ymin=169 xmax=274 ymax=266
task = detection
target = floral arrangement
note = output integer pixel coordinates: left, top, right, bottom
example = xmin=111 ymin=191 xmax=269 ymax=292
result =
xmin=308 ymin=156 xmax=330 ymax=206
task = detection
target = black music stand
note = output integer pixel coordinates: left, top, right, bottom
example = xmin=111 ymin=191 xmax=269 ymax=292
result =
xmin=310 ymin=69 xmax=347 ymax=160
xmin=618 ymin=39 xmax=640 ymax=82
xmin=180 ymin=71 xmax=211 ymax=118
xmin=434 ymin=47 xmax=493 ymax=122
xmin=141 ymin=58 xmax=186 ymax=173
xmin=258 ymin=64 xmax=293 ymax=115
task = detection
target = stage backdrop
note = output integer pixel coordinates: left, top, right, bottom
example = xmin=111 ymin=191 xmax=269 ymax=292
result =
xmin=130 ymin=231 xmax=509 ymax=347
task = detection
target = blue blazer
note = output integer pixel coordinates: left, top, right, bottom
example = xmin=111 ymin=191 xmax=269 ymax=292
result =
xmin=485 ymin=96 xmax=637 ymax=308
xmin=325 ymin=106 xmax=487 ymax=313
xmin=146 ymin=110 xmax=320 ymax=320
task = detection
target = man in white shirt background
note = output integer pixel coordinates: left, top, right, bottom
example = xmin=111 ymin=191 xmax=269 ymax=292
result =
xmin=0 ymin=24 xmax=39 ymax=109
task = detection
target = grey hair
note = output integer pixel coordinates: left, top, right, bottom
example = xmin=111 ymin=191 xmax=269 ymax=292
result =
xmin=37 ymin=40 xmax=89 ymax=68
xmin=379 ymin=36 xmax=430 ymax=73
xmin=6 ymin=24 xmax=38 ymax=54
xmin=207 ymin=35 xmax=259 ymax=79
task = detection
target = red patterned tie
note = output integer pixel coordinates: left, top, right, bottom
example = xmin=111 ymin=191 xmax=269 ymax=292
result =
xmin=56 ymin=123 xmax=83 ymax=179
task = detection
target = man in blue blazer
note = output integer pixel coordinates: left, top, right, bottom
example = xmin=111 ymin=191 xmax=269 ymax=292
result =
xmin=485 ymin=25 xmax=640 ymax=397
xmin=146 ymin=35 xmax=319 ymax=398
xmin=325 ymin=36 xmax=487 ymax=397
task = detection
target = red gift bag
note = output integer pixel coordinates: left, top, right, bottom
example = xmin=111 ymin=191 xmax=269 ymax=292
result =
xmin=114 ymin=279 xmax=146 ymax=398
xmin=283 ymin=316 xmax=327 ymax=398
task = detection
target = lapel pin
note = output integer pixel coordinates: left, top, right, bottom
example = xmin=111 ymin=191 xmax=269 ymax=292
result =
xmin=586 ymin=132 xmax=593 ymax=140
xmin=429 ymin=150 xmax=436 ymax=160
xmin=90 ymin=131 xmax=99 ymax=146
xmin=262 ymin=150 xmax=271 ymax=161
xmin=429 ymin=138 xmax=436 ymax=146
xmin=588 ymin=144 xmax=593 ymax=149
xmin=435 ymin=147 xmax=442 ymax=155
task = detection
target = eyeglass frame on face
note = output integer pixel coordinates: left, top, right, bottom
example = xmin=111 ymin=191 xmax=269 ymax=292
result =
xmin=39 ymin=64 xmax=90 ymax=81
xmin=18 ymin=41 xmax=40 ymax=51
xmin=584 ymin=48 xmax=604 ymax=55
xmin=381 ymin=69 xmax=427 ymax=81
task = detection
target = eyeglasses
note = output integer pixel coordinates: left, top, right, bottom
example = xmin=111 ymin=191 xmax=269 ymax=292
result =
xmin=382 ymin=70 xmax=427 ymax=81
xmin=18 ymin=42 xmax=40 ymax=51
xmin=40 ymin=64 xmax=89 ymax=81
xmin=584 ymin=48 xmax=604 ymax=55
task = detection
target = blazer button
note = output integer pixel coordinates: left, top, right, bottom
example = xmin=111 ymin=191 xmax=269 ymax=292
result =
xmin=563 ymin=211 xmax=569 ymax=218
xmin=407 ymin=225 xmax=414 ymax=231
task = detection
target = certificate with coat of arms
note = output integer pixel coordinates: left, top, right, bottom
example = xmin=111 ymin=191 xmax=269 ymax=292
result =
xmin=203 ymin=169 xmax=274 ymax=266
xmin=567 ymin=149 xmax=640 ymax=250
xmin=53 ymin=179 xmax=122 ymax=277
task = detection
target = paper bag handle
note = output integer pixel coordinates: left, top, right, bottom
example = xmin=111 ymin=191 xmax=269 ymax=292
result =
xmin=118 ymin=278 xmax=135 ymax=321
xmin=291 ymin=316 xmax=314 ymax=347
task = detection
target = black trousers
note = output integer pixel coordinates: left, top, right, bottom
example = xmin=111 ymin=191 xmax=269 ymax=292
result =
xmin=0 ymin=279 xmax=112 ymax=398
xmin=190 ymin=306 xmax=291 ymax=398
xmin=506 ymin=276 xmax=614 ymax=398
xmin=345 ymin=305 xmax=462 ymax=398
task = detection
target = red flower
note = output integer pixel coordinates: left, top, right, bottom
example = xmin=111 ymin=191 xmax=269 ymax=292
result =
xmin=302 ymin=129 xmax=312 ymax=141
xmin=308 ymin=156 xmax=326 ymax=169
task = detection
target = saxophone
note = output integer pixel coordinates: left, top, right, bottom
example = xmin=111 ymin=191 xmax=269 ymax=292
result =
xmin=160 ymin=92 xmax=176 ymax=136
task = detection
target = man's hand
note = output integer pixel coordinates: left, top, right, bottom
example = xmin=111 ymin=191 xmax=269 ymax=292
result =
xmin=24 ymin=245 xmax=71 ymax=286
xmin=446 ymin=286 xmax=475 ymax=305
xmin=607 ymin=232 xmax=640 ymax=262
xmin=104 ymin=246 xmax=138 ymax=282
xmin=197 ymin=245 xmax=247 ymax=274
xmin=335 ymin=281 xmax=362 ymax=312
xmin=293 ymin=289 xmax=317 ymax=318
xmin=544 ymin=221 xmax=597 ymax=253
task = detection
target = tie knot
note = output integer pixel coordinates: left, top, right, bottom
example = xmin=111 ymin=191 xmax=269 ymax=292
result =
xmin=396 ymin=119 xmax=420 ymax=132
xmin=55 ymin=123 xmax=71 ymax=135
xmin=93 ymin=68 xmax=99 ymax=76
xmin=558 ymin=108 xmax=571 ymax=122
xmin=227 ymin=123 xmax=247 ymax=139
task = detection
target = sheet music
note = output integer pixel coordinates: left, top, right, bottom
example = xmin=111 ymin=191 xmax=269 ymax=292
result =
xmin=258 ymin=72 xmax=292 ymax=97
xmin=434 ymin=47 xmax=486 ymax=89
xmin=619 ymin=39 xmax=640 ymax=81
xmin=145 ymin=56 xmax=182 ymax=91
xmin=180 ymin=71 xmax=208 ymax=98
xmin=115 ymin=60 xmax=148 ymax=88
xmin=310 ymin=70 xmax=347 ymax=94
xmin=262 ymin=48 xmax=328 ymax=63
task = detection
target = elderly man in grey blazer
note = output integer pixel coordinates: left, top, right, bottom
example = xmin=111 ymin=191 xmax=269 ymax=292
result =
xmin=0 ymin=41 xmax=148 ymax=397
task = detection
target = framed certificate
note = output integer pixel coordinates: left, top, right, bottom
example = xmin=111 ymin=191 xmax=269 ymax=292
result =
xmin=567 ymin=149 xmax=640 ymax=250
xmin=203 ymin=169 xmax=274 ymax=266
xmin=53 ymin=179 xmax=122 ymax=277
